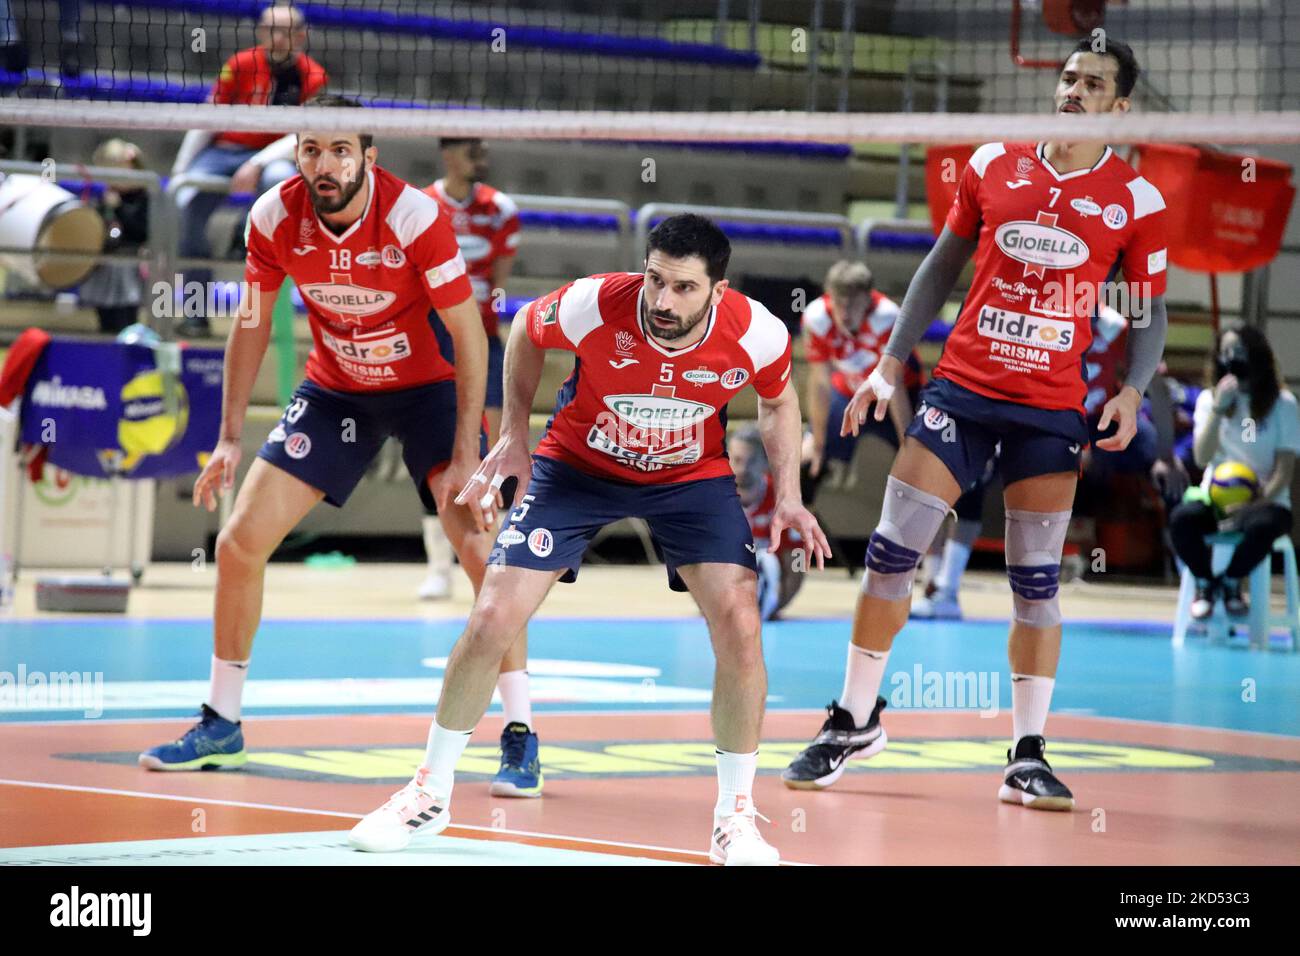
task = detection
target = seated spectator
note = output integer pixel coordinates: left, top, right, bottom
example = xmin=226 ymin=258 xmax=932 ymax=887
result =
xmin=1170 ymin=326 xmax=1298 ymax=620
xmin=172 ymin=3 xmax=326 ymax=337
xmin=800 ymin=260 xmax=922 ymax=502
xmin=730 ymin=426 xmax=804 ymax=620
xmin=79 ymin=138 xmax=149 ymax=335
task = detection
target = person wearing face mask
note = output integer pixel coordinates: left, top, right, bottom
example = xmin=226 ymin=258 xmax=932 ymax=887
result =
xmin=1169 ymin=327 xmax=1298 ymax=620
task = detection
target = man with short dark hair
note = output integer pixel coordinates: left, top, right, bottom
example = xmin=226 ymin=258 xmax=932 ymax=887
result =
xmin=783 ymin=38 xmax=1169 ymax=810
xmin=350 ymin=214 xmax=832 ymax=865
xmin=138 ymin=101 xmax=531 ymax=779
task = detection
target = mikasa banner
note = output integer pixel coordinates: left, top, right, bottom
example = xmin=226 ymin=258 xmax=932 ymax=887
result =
xmin=19 ymin=339 xmax=223 ymax=479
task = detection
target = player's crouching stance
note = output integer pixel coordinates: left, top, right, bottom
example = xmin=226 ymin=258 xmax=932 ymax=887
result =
xmin=350 ymin=215 xmax=831 ymax=864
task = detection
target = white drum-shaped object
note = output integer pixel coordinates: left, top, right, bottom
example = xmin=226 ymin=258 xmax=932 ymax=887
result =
xmin=0 ymin=173 xmax=105 ymax=289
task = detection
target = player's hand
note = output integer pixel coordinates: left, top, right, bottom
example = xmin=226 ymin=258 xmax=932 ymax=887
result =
xmin=767 ymin=497 xmax=832 ymax=570
xmin=228 ymin=161 xmax=262 ymax=199
xmin=192 ymin=438 xmax=241 ymax=512
xmin=455 ymin=429 xmax=532 ymax=531
xmin=1096 ymin=386 xmax=1141 ymax=452
xmin=437 ymin=451 xmax=485 ymax=525
xmin=808 ymin=442 xmax=825 ymax=478
xmin=842 ymin=356 xmax=903 ymax=437
xmin=1213 ymin=373 xmax=1239 ymax=413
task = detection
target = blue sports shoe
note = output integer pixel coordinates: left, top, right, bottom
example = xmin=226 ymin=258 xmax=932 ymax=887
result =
xmin=138 ymin=704 xmax=247 ymax=771
xmin=489 ymin=721 xmax=543 ymax=798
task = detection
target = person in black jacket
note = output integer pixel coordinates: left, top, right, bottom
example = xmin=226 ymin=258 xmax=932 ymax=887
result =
xmin=79 ymin=138 xmax=149 ymax=335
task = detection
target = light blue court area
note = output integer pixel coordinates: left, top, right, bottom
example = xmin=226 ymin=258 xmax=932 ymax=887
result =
xmin=1 ymin=617 xmax=1296 ymax=736
xmin=0 ymin=830 xmax=684 ymax=866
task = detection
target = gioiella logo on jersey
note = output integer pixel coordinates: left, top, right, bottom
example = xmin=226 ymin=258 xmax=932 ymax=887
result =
xmin=994 ymin=220 xmax=1090 ymax=277
xmin=299 ymin=274 xmax=397 ymax=324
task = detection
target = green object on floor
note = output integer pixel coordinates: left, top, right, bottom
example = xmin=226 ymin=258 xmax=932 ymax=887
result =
xmin=304 ymin=551 xmax=356 ymax=569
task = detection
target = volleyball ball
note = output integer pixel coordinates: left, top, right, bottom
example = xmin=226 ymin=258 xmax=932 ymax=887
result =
xmin=1209 ymin=461 xmax=1258 ymax=513
xmin=117 ymin=370 xmax=190 ymax=464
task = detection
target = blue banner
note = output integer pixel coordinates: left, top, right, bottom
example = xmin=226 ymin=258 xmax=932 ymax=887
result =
xmin=20 ymin=339 xmax=223 ymax=479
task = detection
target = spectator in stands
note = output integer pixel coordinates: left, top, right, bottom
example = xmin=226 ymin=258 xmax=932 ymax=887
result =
xmin=800 ymin=260 xmax=921 ymax=502
xmin=0 ymin=0 xmax=82 ymax=76
xmin=1171 ymin=326 xmax=1298 ymax=620
xmin=731 ymin=425 xmax=805 ymax=620
xmin=79 ymin=138 xmax=149 ymax=335
xmin=172 ymin=3 xmax=326 ymax=337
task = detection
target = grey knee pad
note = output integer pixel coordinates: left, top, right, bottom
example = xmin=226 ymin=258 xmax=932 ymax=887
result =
xmin=1004 ymin=509 xmax=1071 ymax=627
xmin=862 ymin=475 xmax=951 ymax=600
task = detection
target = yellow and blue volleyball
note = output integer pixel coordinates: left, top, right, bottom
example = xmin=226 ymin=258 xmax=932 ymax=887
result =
xmin=1209 ymin=461 xmax=1258 ymax=513
xmin=117 ymin=370 xmax=190 ymax=458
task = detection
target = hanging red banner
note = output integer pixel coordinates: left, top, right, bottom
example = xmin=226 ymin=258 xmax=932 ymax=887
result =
xmin=924 ymin=144 xmax=975 ymax=236
xmin=1136 ymin=143 xmax=1295 ymax=274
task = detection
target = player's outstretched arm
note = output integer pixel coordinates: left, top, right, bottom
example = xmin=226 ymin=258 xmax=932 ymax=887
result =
xmin=456 ymin=304 xmax=543 ymax=527
xmin=758 ymin=381 xmax=832 ymax=569
xmin=1097 ymin=294 xmax=1169 ymax=451
xmin=193 ymin=278 xmax=280 ymax=512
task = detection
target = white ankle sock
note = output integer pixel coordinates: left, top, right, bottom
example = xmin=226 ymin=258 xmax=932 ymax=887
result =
xmin=714 ymin=748 xmax=758 ymax=817
xmin=208 ymin=655 xmax=249 ymax=723
xmin=840 ymin=644 xmax=889 ymax=726
xmin=1011 ymin=673 xmax=1055 ymax=743
xmin=422 ymin=722 xmax=472 ymax=799
xmin=497 ymin=669 xmax=532 ymax=729
xmin=422 ymin=515 xmax=452 ymax=575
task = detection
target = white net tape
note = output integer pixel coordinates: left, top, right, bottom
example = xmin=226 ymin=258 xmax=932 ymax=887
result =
xmin=4 ymin=101 xmax=1300 ymax=145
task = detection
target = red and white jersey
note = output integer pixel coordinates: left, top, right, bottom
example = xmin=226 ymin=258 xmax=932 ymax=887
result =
xmin=245 ymin=165 xmax=474 ymax=393
xmin=743 ymin=474 xmax=800 ymax=552
xmin=422 ymin=179 xmax=521 ymax=338
xmin=526 ymin=272 xmax=793 ymax=484
xmin=939 ymin=141 xmax=1168 ymax=413
xmin=801 ymin=291 xmax=921 ymax=397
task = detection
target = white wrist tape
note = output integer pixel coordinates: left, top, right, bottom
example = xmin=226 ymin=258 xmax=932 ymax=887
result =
xmin=867 ymin=367 xmax=895 ymax=403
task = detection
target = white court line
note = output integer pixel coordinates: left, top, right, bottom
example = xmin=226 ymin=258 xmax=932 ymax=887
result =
xmin=0 ymin=777 xmax=752 ymax=864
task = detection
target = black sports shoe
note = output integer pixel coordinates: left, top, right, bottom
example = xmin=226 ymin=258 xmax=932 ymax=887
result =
xmin=1190 ymin=578 xmax=1218 ymax=621
xmin=781 ymin=697 xmax=887 ymax=790
xmin=998 ymin=735 xmax=1074 ymax=811
xmin=1222 ymin=577 xmax=1248 ymax=618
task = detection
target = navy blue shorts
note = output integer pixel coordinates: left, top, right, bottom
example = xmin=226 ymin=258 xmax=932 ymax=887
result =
xmin=906 ymin=378 xmax=1086 ymax=493
xmin=429 ymin=309 xmax=505 ymax=410
xmin=257 ymin=378 xmax=483 ymax=510
xmin=823 ymin=388 xmax=899 ymax=462
xmin=490 ymin=456 xmax=757 ymax=592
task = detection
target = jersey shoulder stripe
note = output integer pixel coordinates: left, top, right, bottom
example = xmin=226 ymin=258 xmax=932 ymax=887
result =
xmin=1125 ymin=175 xmax=1167 ymax=219
xmin=248 ymin=179 xmax=290 ymax=240
xmin=386 ymin=184 xmax=442 ymax=247
xmin=969 ymin=142 xmax=1008 ymax=178
xmin=739 ymin=297 xmax=790 ymax=372
xmin=559 ymin=275 xmax=606 ymax=346
xmin=490 ymin=189 xmax=518 ymax=219
xmin=801 ymin=296 xmax=831 ymax=336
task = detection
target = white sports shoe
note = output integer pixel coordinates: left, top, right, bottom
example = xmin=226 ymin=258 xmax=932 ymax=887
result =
xmin=417 ymin=571 xmax=452 ymax=601
xmin=709 ymin=798 xmax=779 ymax=866
xmin=349 ymin=768 xmax=451 ymax=852
xmin=910 ymin=588 xmax=962 ymax=620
